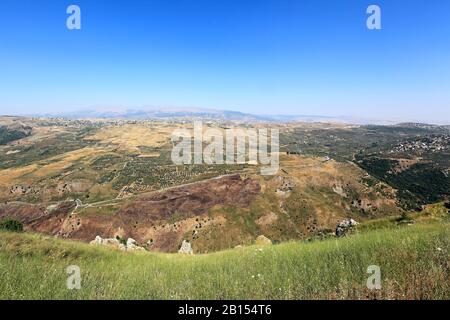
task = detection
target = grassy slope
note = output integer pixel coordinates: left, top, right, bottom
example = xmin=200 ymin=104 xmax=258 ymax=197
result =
xmin=0 ymin=221 xmax=448 ymax=300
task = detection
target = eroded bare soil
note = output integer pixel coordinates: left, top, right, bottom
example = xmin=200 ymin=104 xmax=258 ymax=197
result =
xmin=1 ymin=174 xmax=260 ymax=252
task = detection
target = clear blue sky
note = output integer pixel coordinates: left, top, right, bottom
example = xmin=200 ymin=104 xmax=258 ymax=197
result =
xmin=0 ymin=0 xmax=449 ymax=123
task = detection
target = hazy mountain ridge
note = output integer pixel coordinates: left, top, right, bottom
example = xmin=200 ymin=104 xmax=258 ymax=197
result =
xmin=29 ymin=107 xmax=397 ymax=125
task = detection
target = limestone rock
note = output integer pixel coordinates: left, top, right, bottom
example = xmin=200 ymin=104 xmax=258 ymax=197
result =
xmin=127 ymin=244 xmax=145 ymax=251
xmin=178 ymin=240 xmax=194 ymax=254
xmin=335 ymin=219 xmax=359 ymax=237
xmin=255 ymin=235 xmax=272 ymax=245
xmin=126 ymin=238 xmax=137 ymax=247
xmin=89 ymin=235 xmax=146 ymax=252
xmin=89 ymin=235 xmax=103 ymax=245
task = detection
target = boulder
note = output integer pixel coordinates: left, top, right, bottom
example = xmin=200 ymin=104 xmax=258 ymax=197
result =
xmin=89 ymin=235 xmax=145 ymax=251
xmin=127 ymin=238 xmax=145 ymax=251
xmin=255 ymin=235 xmax=272 ymax=245
xmin=127 ymin=243 xmax=145 ymax=251
xmin=178 ymin=240 xmax=194 ymax=254
xmin=335 ymin=219 xmax=358 ymax=237
xmin=89 ymin=235 xmax=103 ymax=245
xmin=126 ymin=238 xmax=137 ymax=247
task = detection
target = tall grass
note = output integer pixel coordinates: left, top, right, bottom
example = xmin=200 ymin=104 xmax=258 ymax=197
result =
xmin=0 ymin=222 xmax=448 ymax=300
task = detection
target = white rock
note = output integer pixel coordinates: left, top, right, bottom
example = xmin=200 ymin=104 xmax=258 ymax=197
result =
xmin=336 ymin=219 xmax=359 ymax=237
xmin=178 ymin=240 xmax=194 ymax=254
xmin=255 ymin=235 xmax=272 ymax=245
xmin=89 ymin=236 xmax=146 ymax=252
xmin=90 ymin=235 xmax=104 ymax=245
xmin=126 ymin=238 xmax=137 ymax=247
xmin=128 ymin=244 xmax=145 ymax=251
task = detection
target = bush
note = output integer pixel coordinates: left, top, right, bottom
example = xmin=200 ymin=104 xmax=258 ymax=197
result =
xmin=0 ymin=219 xmax=23 ymax=232
xmin=396 ymin=213 xmax=414 ymax=225
xmin=115 ymin=235 xmax=127 ymax=245
xmin=444 ymin=202 xmax=450 ymax=210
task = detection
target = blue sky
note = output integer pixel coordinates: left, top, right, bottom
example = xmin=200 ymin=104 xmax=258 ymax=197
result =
xmin=0 ymin=0 xmax=449 ymax=123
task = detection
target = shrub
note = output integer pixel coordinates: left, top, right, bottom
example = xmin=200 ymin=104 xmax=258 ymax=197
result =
xmin=444 ymin=202 xmax=450 ymax=210
xmin=396 ymin=212 xmax=415 ymax=225
xmin=115 ymin=235 xmax=127 ymax=245
xmin=0 ymin=219 xmax=23 ymax=232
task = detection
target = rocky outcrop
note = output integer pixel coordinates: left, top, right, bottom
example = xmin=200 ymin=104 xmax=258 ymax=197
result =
xmin=335 ymin=219 xmax=358 ymax=237
xmin=126 ymin=237 xmax=145 ymax=251
xmin=178 ymin=240 xmax=193 ymax=254
xmin=89 ymin=236 xmax=145 ymax=252
xmin=10 ymin=185 xmax=33 ymax=196
xmin=255 ymin=235 xmax=272 ymax=245
xmin=275 ymin=176 xmax=294 ymax=197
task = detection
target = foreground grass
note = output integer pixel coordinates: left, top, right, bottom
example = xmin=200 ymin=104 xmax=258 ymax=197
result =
xmin=0 ymin=222 xmax=448 ymax=300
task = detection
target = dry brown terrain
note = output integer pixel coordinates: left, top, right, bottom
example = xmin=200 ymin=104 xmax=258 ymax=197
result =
xmin=1 ymin=174 xmax=261 ymax=252
xmin=1 ymin=117 xmax=420 ymax=253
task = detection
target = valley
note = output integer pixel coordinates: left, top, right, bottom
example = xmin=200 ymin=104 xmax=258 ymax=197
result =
xmin=1 ymin=116 xmax=448 ymax=254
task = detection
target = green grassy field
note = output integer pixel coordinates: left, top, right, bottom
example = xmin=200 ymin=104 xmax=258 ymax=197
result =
xmin=0 ymin=220 xmax=448 ymax=300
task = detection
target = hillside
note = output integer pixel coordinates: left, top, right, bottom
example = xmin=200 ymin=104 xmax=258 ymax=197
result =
xmin=0 ymin=154 xmax=402 ymax=253
xmin=0 ymin=217 xmax=448 ymax=300
xmin=1 ymin=116 xmax=449 ymax=254
xmin=0 ymin=123 xmax=32 ymax=145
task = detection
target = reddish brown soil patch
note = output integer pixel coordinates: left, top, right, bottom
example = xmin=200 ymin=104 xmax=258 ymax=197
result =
xmin=0 ymin=202 xmax=47 ymax=223
xmin=0 ymin=201 xmax=75 ymax=225
xmin=118 ymin=174 xmax=259 ymax=222
xmin=1 ymin=174 xmax=260 ymax=253
xmin=70 ymin=174 xmax=260 ymax=250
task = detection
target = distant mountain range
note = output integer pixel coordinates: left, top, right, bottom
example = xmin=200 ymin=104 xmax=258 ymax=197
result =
xmin=30 ymin=107 xmax=397 ymax=125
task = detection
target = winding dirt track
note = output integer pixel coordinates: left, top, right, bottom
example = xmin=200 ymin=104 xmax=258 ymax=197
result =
xmin=0 ymin=173 xmax=260 ymax=252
